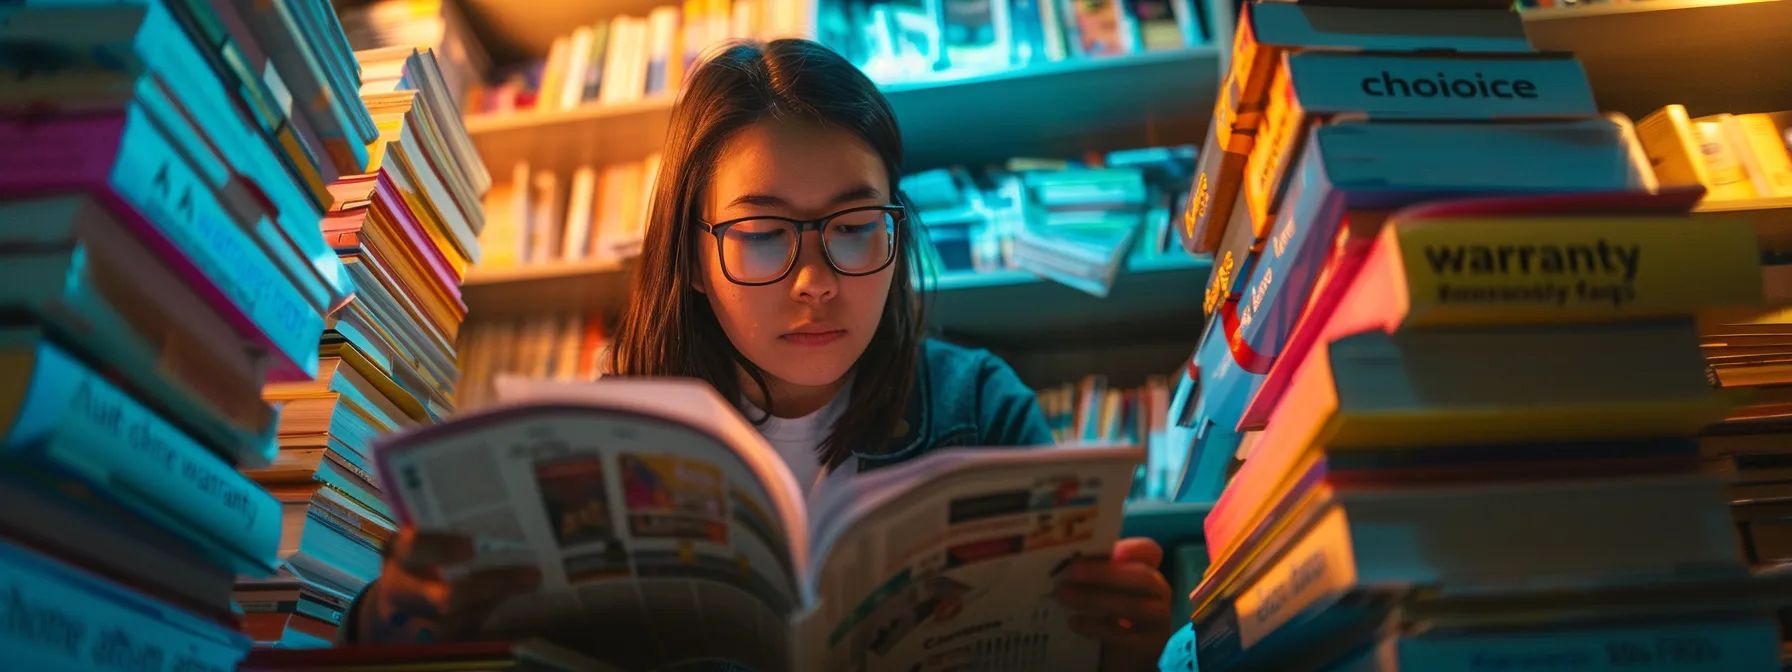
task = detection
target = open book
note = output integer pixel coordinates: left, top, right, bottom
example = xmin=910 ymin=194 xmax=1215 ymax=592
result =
xmin=374 ymin=377 xmax=1144 ymax=672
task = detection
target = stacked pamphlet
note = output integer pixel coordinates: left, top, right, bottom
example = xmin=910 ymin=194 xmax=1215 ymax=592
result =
xmin=239 ymin=46 xmax=489 ymax=648
xmin=0 ymin=0 xmax=373 ymax=668
xmin=1167 ymin=1 xmax=1792 ymax=670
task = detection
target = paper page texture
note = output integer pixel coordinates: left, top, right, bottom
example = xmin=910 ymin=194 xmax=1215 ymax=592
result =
xmin=799 ymin=447 xmax=1139 ymax=672
xmin=380 ymin=407 xmax=803 ymax=671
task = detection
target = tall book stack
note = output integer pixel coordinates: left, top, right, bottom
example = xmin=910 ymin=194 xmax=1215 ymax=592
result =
xmin=242 ymin=45 xmax=488 ymax=648
xmin=1164 ymin=2 xmax=1792 ymax=670
xmin=0 ymin=0 xmax=374 ymax=668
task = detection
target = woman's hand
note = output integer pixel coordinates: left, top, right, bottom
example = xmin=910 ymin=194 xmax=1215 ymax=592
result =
xmin=1055 ymin=537 xmax=1177 ymax=672
xmin=357 ymin=526 xmax=542 ymax=643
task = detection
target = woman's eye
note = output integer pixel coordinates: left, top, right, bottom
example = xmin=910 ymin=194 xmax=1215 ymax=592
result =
xmin=729 ymin=229 xmax=787 ymax=243
xmin=833 ymin=224 xmax=870 ymax=235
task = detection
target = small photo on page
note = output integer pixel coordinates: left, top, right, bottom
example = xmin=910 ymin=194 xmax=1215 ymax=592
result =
xmin=532 ymin=457 xmax=631 ymax=580
xmin=1029 ymin=474 xmax=1103 ymax=511
xmin=1024 ymin=508 xmax=1099 ymax=551
xmin=619 ymin=453 xmax=729 ymax=543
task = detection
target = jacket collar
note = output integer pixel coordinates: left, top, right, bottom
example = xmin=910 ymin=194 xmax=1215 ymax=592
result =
xmin=850 ymin=346 xmax=931 ymax=465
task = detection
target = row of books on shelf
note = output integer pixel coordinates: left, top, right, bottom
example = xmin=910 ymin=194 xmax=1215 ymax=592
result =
xmin=335 ymin=0 xmax=491 ymax=112
xmin=470 ymin=143 xmax=1196 ymax=297
xmin=466 ymin=0 xmax=807 ymax=115
xmin=833 ymin=0 xmax=1210 ymax=85
xmin=455 ymin=312 xmax=611 ymax=410
xmin=460 ymin=0 xmax=1215 ymax=116
xmin=1036 ymin=375 xmax=1183 ymax=500
xmin=1 ymin=0 xmax=487 ymax=666
xmin=1641 ymin=106 xmax=1792 ymax=203
xmin=904 ymin=144 xmax=1196 ymax=295
xmin=476 ymin=156 xmax=662 ymax=269
xmin=1155 ymin=3 xmax=1792 ymax=671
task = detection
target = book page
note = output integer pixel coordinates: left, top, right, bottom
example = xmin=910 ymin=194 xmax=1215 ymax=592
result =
xmin=798 ymin=445 xmax=1143 ymax=672
xmin=378 ymin=403 xmax=803 ymax=671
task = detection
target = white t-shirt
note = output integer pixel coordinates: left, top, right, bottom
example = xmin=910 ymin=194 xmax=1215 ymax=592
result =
xmin=741 ymin=386 xmax=859 ymax=502
xmin=593 ymin=348 xmax=855 ymax=501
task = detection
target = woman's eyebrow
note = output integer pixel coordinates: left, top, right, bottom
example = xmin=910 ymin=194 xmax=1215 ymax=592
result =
xmin=726 ymin=185 xmax=884 ymax=210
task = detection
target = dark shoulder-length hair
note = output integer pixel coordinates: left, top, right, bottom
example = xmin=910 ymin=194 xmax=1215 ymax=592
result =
xmin=606 ymin=38 xmax=925 ymax=468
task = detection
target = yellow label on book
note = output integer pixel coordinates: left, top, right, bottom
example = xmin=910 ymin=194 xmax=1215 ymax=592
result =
xmin=1391 ymin=216 xmax=1765 ymax=326
xmin=1233 ymin=506 xmax=1357 ymax=648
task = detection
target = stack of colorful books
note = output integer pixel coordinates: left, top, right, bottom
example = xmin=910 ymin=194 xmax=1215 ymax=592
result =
xmin=1168 ymin=1 xmax=1792 ymax=670
xmin=241 ymin=45 xmax=488 ymax=648
xmin=0 ymin=0 xmax=374 ymax=667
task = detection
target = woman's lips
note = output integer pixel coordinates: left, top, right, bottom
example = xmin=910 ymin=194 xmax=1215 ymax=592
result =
xmin=780 ymin=330 xmax=846 ymax=346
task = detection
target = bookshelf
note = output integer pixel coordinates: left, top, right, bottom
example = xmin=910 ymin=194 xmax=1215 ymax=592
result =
xmin=1522 ymin=0 xmax=1792 ymax=119
xmin=463 ymin=45 xmax=1222 ymax=176
xmin=462 ymin=259 xmax=633 ymax=322
xmin=927 ymin=255 xmax=1211 ymax=347
xmin=462 ymin=254 xmax=1213 ymax=344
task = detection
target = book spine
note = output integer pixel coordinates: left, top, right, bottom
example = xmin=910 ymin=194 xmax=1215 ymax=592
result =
xmin=0 ymin=249 xmax=275 ymax=449
xmin=4 ymin=340 xmax=282 ymax=573
xmin=0 ymin=538 xmax=249 ymax=672
xmin=1388 ymin=618 xmax=1781 ymax=671
xmin=131 ymin=4 xmax=347 ymax=304
xmin=1232 ymin=129 xmax=1344 ymax=375
xmin=375 ymin=175 xmax=466 ymax=292
xmin=1196 ymin=506 xmax=1356 ymax=671
xmin=0 ymin=109 xmax=324 ymax=382
xmin=112 ymin=107 xmax=324 ymax=379
xmin=395 ymin=123 xmax=483 ymax=262
xmin=1393 ymin=217 xmax=1766 ymax=326
xmin=169 ymin=0 xmax=336 ymax=209
xmin=130 ymin=73 xmax=334 ymax=315
xmin=231 ymin=0 xmax=369 ymax=175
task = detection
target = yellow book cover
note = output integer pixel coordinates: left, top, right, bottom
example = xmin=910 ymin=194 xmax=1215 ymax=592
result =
xmin=1693 ymin=115 xmax=1760 ymax=201
xmin=1227 ymin=506 xmax=1356 ymax=648
xmin=1243 ymin=61 xmax=1295 ymax=238
xmin=1734 ymin=113 xmax=1792 ymax=198
xmin=1635 ymin=105 xmax=1713 ymax=193
xmin=379 ymin=141 xmax=477 ymax=267
xmin=1383 ymin=216 xmax=1766 ymax=327
xmin=363 ymin=208 xmax=469 ymax=325
xmin=343 ymin=245 xmax=460 ymax=346
xmin=319 ymin=340 xmax=432 ymax=424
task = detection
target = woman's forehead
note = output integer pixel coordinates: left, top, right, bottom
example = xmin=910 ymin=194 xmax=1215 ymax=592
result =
xmin=709 ymin=121 xmax=887 ymax=215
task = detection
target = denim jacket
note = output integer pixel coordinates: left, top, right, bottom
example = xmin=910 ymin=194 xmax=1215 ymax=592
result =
xmin=341 ymin=339 xmax=1052 ymax=655
xmin=852 ymin=338 xmax=1055 ymax=472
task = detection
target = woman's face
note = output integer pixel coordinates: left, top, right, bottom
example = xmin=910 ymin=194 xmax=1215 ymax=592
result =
xmin=697 ymin=120 xmax=896 ymax=391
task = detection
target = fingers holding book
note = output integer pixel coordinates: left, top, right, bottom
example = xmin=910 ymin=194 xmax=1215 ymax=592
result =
xmin=363 ymin=526 xmax=544 ymax=642
xmin=1053 ymin=537 xmax=1175 ymax=672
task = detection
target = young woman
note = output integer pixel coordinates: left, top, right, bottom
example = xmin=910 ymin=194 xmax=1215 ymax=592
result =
xmin=346 ymin=38 xmax=1177 ymax=671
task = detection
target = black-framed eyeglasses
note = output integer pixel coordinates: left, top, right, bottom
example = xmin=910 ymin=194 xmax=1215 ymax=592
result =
xmin=697 ymin=205 xmax=905 ymax=286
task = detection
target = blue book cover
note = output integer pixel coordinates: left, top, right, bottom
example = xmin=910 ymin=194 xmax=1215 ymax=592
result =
xmin=0 ymin=328 xmax=282 ymax=574
xmin=0 ymin=535 xmax=250 ymax=672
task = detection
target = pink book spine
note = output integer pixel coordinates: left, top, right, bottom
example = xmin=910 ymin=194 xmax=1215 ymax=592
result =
xmin=0 ymin=115 xmax=130 ymax=188
xmin=377 ymin=172 xmax=464 ymax=299
xmin=0 ymin=113 xmax=317 ymax=382
xmin=1236 ymin=234 xmax=1378 ymax=430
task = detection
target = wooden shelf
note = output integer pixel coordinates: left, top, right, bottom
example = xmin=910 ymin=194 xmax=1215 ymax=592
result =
xmin=461 ymin=259 xmax=633 ymax=322
xmin=465 ymin=96 xmax=675 ymax=180
xmin=1523 ymin=0 xmax=1792 ymax=119
xmin=458 ymin=0 xmax=708 ymax=63
xmin=461 ymin=253 xmax=1215 ymax=342
xmin=463 ymin=46 xmax=1221 ymax=175
xmin=925 ymin=254 xmax=1213 ymax=349
xmin=1121 ymin=500 xmax=1212 ymax=548
xmin=886 ymin=46 xmax=1221 ymax=171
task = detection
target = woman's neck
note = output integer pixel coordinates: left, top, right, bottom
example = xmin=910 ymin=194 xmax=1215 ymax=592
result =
xmin=739 ymin=368 xmax=849 ymax=419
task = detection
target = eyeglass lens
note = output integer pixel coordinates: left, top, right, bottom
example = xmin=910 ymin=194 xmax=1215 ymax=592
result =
xmin=719 ymin=210 xmax=895 ymax=283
